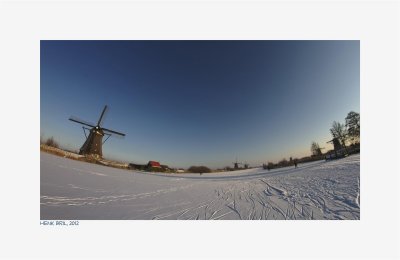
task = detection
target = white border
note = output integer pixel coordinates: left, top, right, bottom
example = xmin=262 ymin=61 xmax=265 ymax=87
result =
xmin=0 ymin=0 xmax=399 ymax=259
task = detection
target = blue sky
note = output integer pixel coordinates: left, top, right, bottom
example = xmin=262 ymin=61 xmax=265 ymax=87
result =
xmin=40 ymin=40 xmax=359 ymax=168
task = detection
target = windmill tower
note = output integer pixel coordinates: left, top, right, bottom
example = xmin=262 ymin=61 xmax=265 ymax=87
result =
xmin=233 ymin=157 xmax=242 ymax=169
xmin=69 ymin=105 xmax=125 ymax=158
xmin=327 ymin=137 xmax=342 ymax=151
xmin=244 ymin=161 xmax=249 ymax=169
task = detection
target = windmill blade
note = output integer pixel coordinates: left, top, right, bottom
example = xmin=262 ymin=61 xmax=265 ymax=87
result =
xmin=69 ymin=117 xmax=96 ymax=128
xmin=102 ymin=127 xmax=125 ymax=136
xmin=97 ymin=105 xmax=108 ymax=126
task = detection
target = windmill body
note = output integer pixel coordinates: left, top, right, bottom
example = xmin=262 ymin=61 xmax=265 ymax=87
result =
xmin=233 ymin=157 xmax=242 ymax=169
xmin=79 ymin=127 xmax=105 ymax=156
xmin=69 ymin=105 xmax=125 ymax=158
xmin=328 ymin=137 xmax=343 ymax=151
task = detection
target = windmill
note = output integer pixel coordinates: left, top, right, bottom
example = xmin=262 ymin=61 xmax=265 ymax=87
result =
xmin=232 ymin=157 xmax=242 ymax=169
xmin=327 ymin=138 xmax=342 ymax=151
xmin=244 ymin=161 xmax=249 ymax=169
xmin=69 ymin=105 xmax=125 ymax=158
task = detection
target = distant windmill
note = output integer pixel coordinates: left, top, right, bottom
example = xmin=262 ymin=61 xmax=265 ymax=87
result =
xmin=327 ymin=138 xmax=342 ymax=151
xmin=233 ymin=157 xmax=242 ymax=169
xmin=69 ymin=105 xmax=125 ymax=158
xmin=244 ymin=161 xmax=249 ymax=169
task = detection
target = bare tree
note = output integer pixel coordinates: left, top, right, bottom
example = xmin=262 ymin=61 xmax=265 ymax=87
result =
xmin=311 ymin=141 xmax=322 ymax=156
xmin=188 ymin=166 xmax=211 ymax=173
xmin=45 ymin=137 xmax=59 ymax=148
xmin=330 ymin=121 xmax=347 ymax=148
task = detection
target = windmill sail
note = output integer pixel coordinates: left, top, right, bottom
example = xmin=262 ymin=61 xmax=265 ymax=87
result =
xmin=69 ymin=105 xmax=125 ymax=158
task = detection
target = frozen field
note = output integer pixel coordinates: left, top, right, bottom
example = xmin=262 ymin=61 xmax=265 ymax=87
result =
xmin=41 ymin=152 xmax=360 ymax=220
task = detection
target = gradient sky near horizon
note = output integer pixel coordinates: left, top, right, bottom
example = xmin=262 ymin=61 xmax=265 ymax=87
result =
xmin=40 ymin=40 xmax=359 ymax=168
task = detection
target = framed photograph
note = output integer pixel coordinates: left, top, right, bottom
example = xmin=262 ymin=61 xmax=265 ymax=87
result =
xmin=40 ymin=40 xmax=360 ymax=220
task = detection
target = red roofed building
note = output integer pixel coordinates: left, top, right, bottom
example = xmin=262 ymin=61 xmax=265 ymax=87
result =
xmin=147 ymin=161 xmax=161 ymax=168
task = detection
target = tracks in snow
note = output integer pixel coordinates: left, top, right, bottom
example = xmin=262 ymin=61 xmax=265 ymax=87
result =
xmin=150 ymin=164 xmax=360 ymax=220
xmin=41 ymin=153 xmax=360 ymax=220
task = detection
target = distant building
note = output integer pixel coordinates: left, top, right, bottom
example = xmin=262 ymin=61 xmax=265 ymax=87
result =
xmin=130 ymin=161 xmax=173 ymax=172
xmin=128 ymin=163 xmax=146 ymax=171
xmin=147 ymin=161 xmax=161 ymax=169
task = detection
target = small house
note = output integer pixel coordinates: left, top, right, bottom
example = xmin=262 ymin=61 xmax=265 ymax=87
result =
xmin=147 ymin=161 xmax=161 ymax=170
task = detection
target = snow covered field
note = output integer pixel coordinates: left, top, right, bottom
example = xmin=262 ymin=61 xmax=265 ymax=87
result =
xmin=41 ymin=152 xmax=360 ymax=220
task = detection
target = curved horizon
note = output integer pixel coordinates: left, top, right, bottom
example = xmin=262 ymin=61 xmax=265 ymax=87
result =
xmin=40 ymin=40 xmax=360 ymax=169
